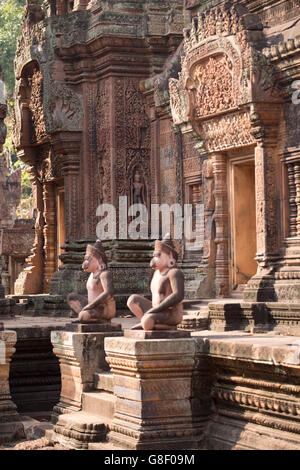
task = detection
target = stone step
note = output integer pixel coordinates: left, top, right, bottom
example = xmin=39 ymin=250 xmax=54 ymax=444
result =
xmin=50 ymin=411 xmax=108 ymax=449
xmin=82 ymin=391 xmax=115 ymax=421
xmin=94 ymin=371 xmax=114 ymax=393
xmin=183 ymin=307 xmax=209 ymax=316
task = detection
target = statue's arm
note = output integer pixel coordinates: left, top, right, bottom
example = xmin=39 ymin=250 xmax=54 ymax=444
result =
xmin=147 ymin=269 xmax=184 ymax=314
xmin=83 ymin=271 xmax=114 ymax=311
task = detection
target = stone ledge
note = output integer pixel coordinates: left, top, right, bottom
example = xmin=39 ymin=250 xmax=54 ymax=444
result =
xmin=192 ymin=330 xmax=300 ymax=366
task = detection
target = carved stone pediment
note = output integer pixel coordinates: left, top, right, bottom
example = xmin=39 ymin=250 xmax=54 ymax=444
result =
xmin=169 ymin=2 xmax=282 ymax=152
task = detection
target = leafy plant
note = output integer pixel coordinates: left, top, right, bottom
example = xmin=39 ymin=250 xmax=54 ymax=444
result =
xmin=0 ymin=0 xmax=33 ymax=218
xmin=0 ymin=0 xmax=25 ymax=98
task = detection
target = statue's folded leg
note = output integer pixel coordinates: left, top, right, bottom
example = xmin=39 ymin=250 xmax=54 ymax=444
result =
xmin=78 ymin=306 xmax=106 ymax=323
xmin=127 ymin=295 xmax=152 ymax=329
xmin=127 ymin=294 xmax=152 ymax=319
xmin=67 ymin=293 xmax=88 ymax=315
xmin=141 ymin=309 xmax=182 ymax=331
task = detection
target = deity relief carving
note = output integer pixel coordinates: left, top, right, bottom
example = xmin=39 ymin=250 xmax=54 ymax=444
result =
xmin=130 ymin=169 xmax=147 ymax=206
xmin=191 ymin=55 xmax=235 ymax=118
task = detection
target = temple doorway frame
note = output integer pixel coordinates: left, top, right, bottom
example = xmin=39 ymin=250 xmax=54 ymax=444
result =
xmin=228 ymin=153 xmax=257 ymax=293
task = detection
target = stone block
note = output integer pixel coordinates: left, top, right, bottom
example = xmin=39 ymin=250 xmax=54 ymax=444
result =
xmin=64 ymin=322 xmax=122 ymax=333
xmin=105 ymin=335 xmax=200 ymax=450
xmin=124 ymin=329 xmax=191 ymax=339
xmin=51 ymin=329 xmax=123 ymax=422
xmin=0 ymin=330 xmax=25 ymax=444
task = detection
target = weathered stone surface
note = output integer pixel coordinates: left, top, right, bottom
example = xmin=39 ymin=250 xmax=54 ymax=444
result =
xmin=2 ymin=320 xmax=68 ymax=414
xmin=124 ymin=329 xmax=191 ymax=339
xmin=0 ymin=330 xmax=25 ymax=444
xmin=64 ymin=322 xmax=122 ymax=333
xmin=105 ymin=336 xmax=201 ymax=450
xmin=208 ymin=300 xmax=300 ymax=335
xmin=192 ymin=330 xmax=300 ymax=450
xmin=51 ymin=329 xmax=122 ymax=422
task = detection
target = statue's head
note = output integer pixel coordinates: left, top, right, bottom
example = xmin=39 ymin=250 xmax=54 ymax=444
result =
xmin=150 ymin=234 xmax=178 ymax=271
xmin=134 ymin=171 xmax=141 ymax=182
xmin=82 ymin=240 xmax=108 ymax=273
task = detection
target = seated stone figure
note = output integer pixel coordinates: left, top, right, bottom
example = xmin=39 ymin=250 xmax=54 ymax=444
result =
xmin=127 ymin=235 xmax=184 ymax=330
xmin=67 ymin=240 xmax=116 ymax=323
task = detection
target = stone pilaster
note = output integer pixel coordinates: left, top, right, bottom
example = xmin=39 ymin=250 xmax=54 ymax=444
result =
xmin=0 ymin=330 xmax=25 ymax=444
xmin=212 ymin=152 xmax=229 ymax=298
xmin=105 ymin=334 xmax=199 ymax=450
xmin=43 ymin=182 xmax=56 ymax=293
xmin=51 ymin=327 xmax=122 ymax=423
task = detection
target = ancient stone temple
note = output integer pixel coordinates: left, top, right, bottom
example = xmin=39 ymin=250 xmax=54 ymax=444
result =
xmin=0 ymin=0 xmax=299 ymax=452
xmin=0 ymin=75 xmax=33 ymax=299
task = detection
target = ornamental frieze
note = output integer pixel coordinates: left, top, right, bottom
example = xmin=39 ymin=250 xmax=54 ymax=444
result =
xmin=195 ymin=111 xmax=255 ymax=153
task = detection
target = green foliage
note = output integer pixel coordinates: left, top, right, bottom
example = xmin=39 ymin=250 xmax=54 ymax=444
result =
xmin=0 ymin=1 xmax=33 ymax=218
xmin=0 ymin=0 xmax=25 ymax=98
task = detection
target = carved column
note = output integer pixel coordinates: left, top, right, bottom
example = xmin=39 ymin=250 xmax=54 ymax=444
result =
xmin=63 ymin=154 xmax=81 ymax=242
xmin=14 ymin=166 xmax=44 ymax=295
xmin=212 ymin=153 xmax=229 ymax=297
xmin=51 ymin=133 xmax=82 ymax=243
xmin=287 ymin=163 xmax=297 ymax=237
xmin=43 ymin=182 xmax=56 ymax=293
xmin=255 ymin=143 xmax=268 ymax=264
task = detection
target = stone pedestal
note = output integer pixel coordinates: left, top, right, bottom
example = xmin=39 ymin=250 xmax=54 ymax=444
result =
xmin=105 ymin=332 xmax=199 ymax=450
xmin=51 ymin=324 xmax=122 ymax=423
xmin=192 ymin=331 xmax=300 ymax=450
xmin=0 ymin=330 xmax=25 ymax=444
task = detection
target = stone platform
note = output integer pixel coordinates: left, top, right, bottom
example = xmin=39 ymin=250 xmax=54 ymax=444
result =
xmin=64 ymin=322 xmax=122 ymax=333
xmin=50 ymin=321 xmax=124 ymax=423
xmin=105 ymin=334 xmax=199 ymax=450
xmin=191 ymin=330 xmax=300 ymax=450
xmin=1 ymin=316 xmax=69 ymax=414
xmin=0 ymin=315 xmax=299 ymax=450
xmin=124 ymin=329 xmax=191 ymax=339
xmin=208 ymin=299 xmax=300 ymax=335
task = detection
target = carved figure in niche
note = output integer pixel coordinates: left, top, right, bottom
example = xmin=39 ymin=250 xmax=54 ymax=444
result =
xmin=67 ymin=240 xmax=116 ymax=323
xmin=130 ymin=169 xmax=146 ymax=205
xmin=127 ymin=234 xmax=184 ymax=330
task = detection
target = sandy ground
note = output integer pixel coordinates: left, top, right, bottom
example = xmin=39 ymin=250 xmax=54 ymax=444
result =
xmin=0 ymin=437 xmax=68 ymax=451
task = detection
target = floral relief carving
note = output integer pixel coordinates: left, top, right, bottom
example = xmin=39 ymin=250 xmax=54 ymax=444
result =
xmin=29 ymin=68 xmax=46 ymax=143
xmin=198 ymin=111 xmax=255 ymax=153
